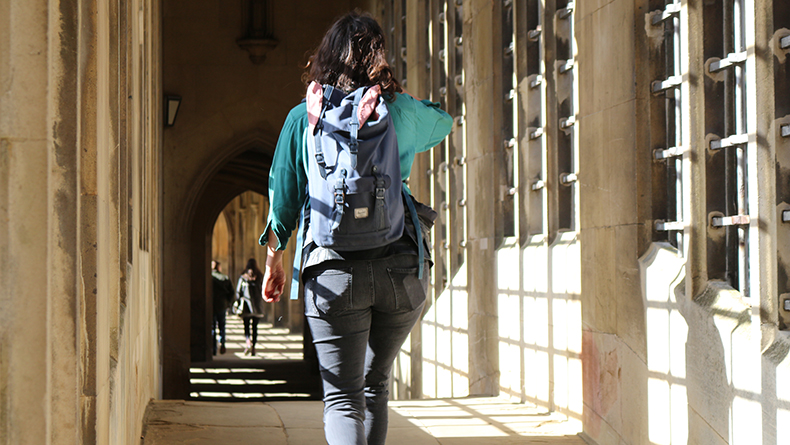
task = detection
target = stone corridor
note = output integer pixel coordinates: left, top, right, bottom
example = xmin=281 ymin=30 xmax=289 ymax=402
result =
xmin=141 ymin=398 xmax=586 ymax=444
xmin=143 ymin=320 xmax=585 ymax=445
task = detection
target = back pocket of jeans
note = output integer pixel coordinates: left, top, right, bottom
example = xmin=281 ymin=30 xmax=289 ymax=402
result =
xmin=386 ymin=266 xmax=426 ymax=312
xmin=304 ymin=267 xmax=353 ymax=316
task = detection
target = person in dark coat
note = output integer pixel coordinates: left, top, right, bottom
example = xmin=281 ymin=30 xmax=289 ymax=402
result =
xmin=235 ymin=258 xmax=265 ymax=355
xmin=211 ymin=260 xmax=234 ymax=355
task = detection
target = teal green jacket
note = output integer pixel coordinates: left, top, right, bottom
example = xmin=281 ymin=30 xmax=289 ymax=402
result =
xmin=260 ymin=92 xmax=453 ymax=251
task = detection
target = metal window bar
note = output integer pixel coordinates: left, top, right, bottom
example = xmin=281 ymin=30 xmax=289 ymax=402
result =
xmin=559 ymin=58 xmax=575 ymax=73
xmin=711 ymin=215 xmax=750 ymax=227
xmin=708 ymin=0 xmax=751 ymax=295
xmin=709 ymin=51 xmax=747 ymax=72
xmin=653 ymin=145 xmax=684 ymax=160
xmin=652 ymin=2 xmax=680 ymax=25
xmin=652 ymin=75 xmax=682 ymax=93
xmin=731 ymin=0 xmax=750 ymax=295
xmin=655 ymin=220 xmax=684 ymax=232
xmin=709 ymin=133 xmax=748 ymax=150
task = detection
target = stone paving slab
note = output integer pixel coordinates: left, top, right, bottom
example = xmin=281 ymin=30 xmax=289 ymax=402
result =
xmin=141 ymin=397 xmax=588 ymax=444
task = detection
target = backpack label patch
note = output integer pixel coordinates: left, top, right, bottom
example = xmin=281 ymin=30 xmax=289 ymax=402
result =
xmin=354 ymin=207 xmax=369 ymax=219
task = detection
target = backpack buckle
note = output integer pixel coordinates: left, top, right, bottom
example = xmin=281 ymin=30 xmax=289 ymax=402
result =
xmin=334 ymin=179 xmax=345 ymax=205
xmin=374 ymin=174 xmax=386 ymax=199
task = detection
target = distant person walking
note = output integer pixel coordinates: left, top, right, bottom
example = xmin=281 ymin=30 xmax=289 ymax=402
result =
xmin=211 ymin=260 xmax=234 ymax=355
xmin=235 ymin=258 xmax=265 ymax=355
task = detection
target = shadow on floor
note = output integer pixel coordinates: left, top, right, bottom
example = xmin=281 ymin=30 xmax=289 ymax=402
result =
xmin=190 ymin=318 xmax=321 ymax=402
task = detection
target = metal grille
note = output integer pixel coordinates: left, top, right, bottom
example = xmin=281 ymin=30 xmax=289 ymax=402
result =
xmin=518 ymin=0 xmax=546 ymax=239
xmin=384 ymin=0 xmax=408 ymax=84
xmin=502 ymin=0 xmax=516 ymax=237
xmin=431 ymin=0 xmax=449 ymax=291
xmin=427 ymin=0 xmax=466 ymax=290
xmin=555 ymin=0 xmax=577 ymax=232
xmin=651 ymin=0 xmax=685 ymax=252
xmin=704 ymin=0 xmax=753 ymax=295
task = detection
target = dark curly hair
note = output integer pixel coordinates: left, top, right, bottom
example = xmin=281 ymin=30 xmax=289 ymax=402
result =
xmin=304 ymin=10 xmax=401 ymax=99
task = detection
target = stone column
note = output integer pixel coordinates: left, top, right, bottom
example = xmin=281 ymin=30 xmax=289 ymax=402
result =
xmin=405 ymin=0 xmax=430 ymax=400
xmin=1 ymin=0 xmax=56 ymax=443
xmin=463 ymin=0 xmax=500 ymax=396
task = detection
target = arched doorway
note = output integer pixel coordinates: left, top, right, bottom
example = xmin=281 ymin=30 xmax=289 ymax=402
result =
xmin=188 ymin=190 xmax=321 ymax=401
xmin=161 ymin=0 xmax=385 ymax=399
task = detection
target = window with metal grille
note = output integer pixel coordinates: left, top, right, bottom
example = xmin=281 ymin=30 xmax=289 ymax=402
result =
xmin=774 ymin=2 xmax=790 ymax=326
xmin=383 ymin=0 xmax=408 ymax=85
xmin=650 ymin=0 xmax=685 ymax=252
xmin=703 ymin=0 xmax=754 ymax=296
xmin=501 ymin=0 xmax=575 ymax=240
xmin=501 ymin=0 xmax=516 ymax=238
xmin=426 ymin=0 xmax=466 ymax=291
xmin=431 ymin=0 xmax=450 ymax=290
xmin=447 ymin=0 xmax=466 ymax=277
xmin=517 ymin=0 xmax=546 ymax=241
xmin=555 ymin=0 xmax=577 ymax=232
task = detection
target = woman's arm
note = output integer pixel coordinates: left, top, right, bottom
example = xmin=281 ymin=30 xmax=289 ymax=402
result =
xmin=262 ymin=228 xmax=285 ymax=303
xmin=261 ymin=104 xmax=309 ymax=251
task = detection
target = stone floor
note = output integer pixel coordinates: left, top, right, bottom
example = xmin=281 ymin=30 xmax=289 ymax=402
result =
xmin=145 ymin=317 xmax=587 ymax=444
xmin=141 ymin=397 xmax=587 ymax=444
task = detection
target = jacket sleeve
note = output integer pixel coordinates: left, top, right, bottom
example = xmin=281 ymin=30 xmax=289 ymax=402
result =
xmin=388 ymin=93 xmax=453 ymax=184
xmin=392 ymin=93 xmax=453 ymax=153
xmin=259 ymin=104 xmax=309 ymax=250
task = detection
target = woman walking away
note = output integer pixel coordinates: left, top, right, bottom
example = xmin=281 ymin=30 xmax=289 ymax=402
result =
xmin=260 ymin=10 xmax=452 ymax=445
xmin=235 ymin=258 xmax=265 ymax=356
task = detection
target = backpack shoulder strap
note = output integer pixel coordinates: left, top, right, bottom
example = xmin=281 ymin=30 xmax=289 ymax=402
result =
xmin=403 ymin=188 xmax=424 ymax=280
xmin=312 ymin=85 xmax=335 ymax=179
xmin=289 ymin=200 xmax=308 ymax=300
xmin=347 ymin=87 xmax=367 ymax=169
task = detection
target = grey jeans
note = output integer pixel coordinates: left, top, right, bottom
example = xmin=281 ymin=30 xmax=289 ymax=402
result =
xmin=304 ymin=253 xmax=428 ymax=445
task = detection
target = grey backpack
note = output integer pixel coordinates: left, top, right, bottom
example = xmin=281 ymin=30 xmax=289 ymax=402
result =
xmin=306 ymin=84 xmax=405 ymax=250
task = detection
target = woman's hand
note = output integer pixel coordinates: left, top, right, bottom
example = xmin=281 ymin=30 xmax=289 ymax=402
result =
xmin=262 ymin=229 xmax=285 ymax=302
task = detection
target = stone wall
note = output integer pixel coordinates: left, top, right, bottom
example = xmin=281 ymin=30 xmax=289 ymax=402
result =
xmin=388 ymin=1 xmax=790 ymax=443
xmin=578 ymin=1 xmax=790 ymax=444
xmin=0 ymin=0 xmax=162 ymax=444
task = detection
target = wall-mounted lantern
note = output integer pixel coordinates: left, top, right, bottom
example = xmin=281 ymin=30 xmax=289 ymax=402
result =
xmin=165 ymin=95 xmax=181 ymax=127
xmin=237 ymin=0 xmax=278 ymax=64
